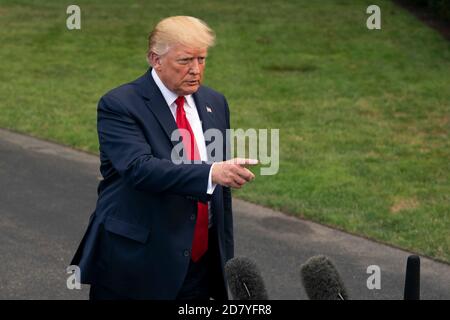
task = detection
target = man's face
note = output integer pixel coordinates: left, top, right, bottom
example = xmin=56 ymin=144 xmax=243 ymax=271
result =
xmin=151 ymin=44 xmax=208 ymax=96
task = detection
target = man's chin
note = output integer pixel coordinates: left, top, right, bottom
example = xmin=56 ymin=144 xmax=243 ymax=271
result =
xmin=181 ymin=84 xmax=200 ymax=95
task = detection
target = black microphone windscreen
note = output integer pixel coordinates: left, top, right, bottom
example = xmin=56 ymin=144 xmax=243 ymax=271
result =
xmin=404 ymin=255 xmax=420 ymax=300
xmin=224 ymin=257 xmax=269 ymax=300
xmin=300 ymin=255 xmax=349 ymax=300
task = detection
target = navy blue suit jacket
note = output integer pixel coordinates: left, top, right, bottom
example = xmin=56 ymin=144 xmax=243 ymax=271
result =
xmin=71 ymin=69 xmax=234 ymax=299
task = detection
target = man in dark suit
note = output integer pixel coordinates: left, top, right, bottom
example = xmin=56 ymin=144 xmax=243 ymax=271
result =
xmin=70 ymin=16 xmax=257 ymax=300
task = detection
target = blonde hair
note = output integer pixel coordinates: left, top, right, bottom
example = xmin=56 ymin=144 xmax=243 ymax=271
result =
xmin=148 ymin=16 xmax=215 ymax=56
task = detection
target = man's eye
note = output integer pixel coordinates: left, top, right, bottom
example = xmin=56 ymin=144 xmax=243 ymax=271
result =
xmin=198 ymin=57 xmax=206 ymax=64
xmin=178 ymin=59 xmax=190 ymax=64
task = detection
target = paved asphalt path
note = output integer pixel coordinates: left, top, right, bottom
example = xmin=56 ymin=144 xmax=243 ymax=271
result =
xmin=0 ymin=128 xmax=449 ymax=300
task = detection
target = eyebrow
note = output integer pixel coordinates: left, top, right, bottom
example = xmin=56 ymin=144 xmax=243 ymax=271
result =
xmin=177 ymin=54 xmax=207 ymax=59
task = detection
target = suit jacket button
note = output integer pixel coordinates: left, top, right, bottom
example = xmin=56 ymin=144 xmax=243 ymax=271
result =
xmin=183 ymin=250 xmax=190 ymax=257
xmin=190 ymin=214 xmax=195 ymax=220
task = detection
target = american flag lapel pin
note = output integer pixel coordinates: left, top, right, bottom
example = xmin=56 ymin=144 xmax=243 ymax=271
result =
xmin=206 ymin=106 xmax=213 ymax=113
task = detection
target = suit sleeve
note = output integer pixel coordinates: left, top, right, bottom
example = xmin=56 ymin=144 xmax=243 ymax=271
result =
xmin=222 ymin=96 xmax=234 ymax=260
xmin=97 ymin=94 xmax=212 ymax=203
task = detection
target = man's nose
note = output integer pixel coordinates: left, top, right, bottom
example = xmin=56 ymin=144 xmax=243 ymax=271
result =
xmin=189 ymin=59 xmax=200 ymax=74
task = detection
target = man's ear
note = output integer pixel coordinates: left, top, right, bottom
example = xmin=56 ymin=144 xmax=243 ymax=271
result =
xmin=149 ymin=52 xmax=162 ymax=71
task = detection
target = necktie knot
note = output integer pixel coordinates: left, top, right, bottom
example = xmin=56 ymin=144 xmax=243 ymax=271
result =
xmin=175 ymin=96 xmax=185 ymax=110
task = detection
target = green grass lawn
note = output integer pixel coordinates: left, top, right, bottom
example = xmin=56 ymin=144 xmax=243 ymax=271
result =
xmin=1 ymin=0 xmax=449 ymax=262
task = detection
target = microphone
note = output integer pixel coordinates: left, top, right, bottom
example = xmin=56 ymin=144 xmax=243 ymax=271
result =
xmin=300 ymin=255 xmax=349 ymax=300
xmin=224 ymin=257 xmax=269 ymax=300
xmin=404 ymin=255 xmax=420 ymax=300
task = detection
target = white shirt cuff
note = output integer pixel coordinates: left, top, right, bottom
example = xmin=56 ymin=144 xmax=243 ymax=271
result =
xmin=207 ymin=163 xmax=217 ymax=195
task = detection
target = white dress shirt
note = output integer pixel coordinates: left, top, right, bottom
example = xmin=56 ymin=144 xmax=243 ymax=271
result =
xmin=151 ymin=69 xmax=217 ymax=226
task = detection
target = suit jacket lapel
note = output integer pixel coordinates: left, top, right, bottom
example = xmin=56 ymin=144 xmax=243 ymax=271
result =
xmin=133 ymin=69 xmax=178 ymax=148
xmin=193 ymin=90 xmax=217 ymax=149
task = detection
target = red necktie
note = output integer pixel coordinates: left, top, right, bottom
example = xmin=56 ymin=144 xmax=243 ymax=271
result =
xmin=175 ymin=96 xmax=208 ymax=262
